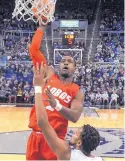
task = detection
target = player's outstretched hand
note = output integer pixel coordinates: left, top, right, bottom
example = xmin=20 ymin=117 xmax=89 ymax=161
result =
xmin=33 ymin=62 xmax=48 ymax=87
xmin=45 ymin=88 xmax=57 ymax=107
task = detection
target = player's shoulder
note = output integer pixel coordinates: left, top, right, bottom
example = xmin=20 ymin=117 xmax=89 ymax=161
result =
xmin=69 ymin=83 xmax=80 ymax=96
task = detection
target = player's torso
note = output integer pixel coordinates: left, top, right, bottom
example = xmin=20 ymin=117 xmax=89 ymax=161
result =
xmin=29 ymin=74 xmax=79 ymax=136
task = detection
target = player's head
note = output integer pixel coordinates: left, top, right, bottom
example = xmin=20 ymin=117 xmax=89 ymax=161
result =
xmin=59 ymin=56 xmax=76 ymax=79
xmin=70 ymin=124 xmax=100 ymax=154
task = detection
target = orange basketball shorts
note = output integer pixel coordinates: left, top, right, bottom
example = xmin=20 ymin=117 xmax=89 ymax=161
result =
xmin=26 ymin=131 xmax=64 ymax=160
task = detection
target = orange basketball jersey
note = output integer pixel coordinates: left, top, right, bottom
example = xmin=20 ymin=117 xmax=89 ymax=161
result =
xmin=29 ymin=74 xmax=79 ymax=138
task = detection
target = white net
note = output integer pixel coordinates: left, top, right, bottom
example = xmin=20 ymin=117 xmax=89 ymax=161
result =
xmin=12 ymin=0 xmax=57 ymax=25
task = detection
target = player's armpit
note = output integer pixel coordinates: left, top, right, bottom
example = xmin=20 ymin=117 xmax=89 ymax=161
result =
xmin=40 ymin=124 xmax=71 ymax=160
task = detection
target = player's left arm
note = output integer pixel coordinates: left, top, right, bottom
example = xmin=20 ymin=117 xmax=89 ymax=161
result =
xmin=58 ymin=90 xmax=84 ymax=123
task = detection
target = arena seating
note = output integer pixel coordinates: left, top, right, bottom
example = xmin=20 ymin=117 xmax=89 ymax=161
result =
xmin=0 ymin=60 xmax=124 ymax=108
xmin=3 ymin=34 xmax=31 ymax=61
xmin=94 ymin=0 xmax=124 ymax=63
xmin=0 ymin=61 xmax=34 ymax=103
xmin=0 ymin=0 xmax=96 ymax=32
xmin=100 ymin=0 xmax=124 ymax=31
xmin=55 ymin=0 xmax=97 ymax=24
xmin=0 ymin=0 xmax=124 ymax=108
xmin=95 ymin=33 xmax=124 ymax=62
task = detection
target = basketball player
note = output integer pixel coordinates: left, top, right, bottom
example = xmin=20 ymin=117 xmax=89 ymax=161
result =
xmin=33 ymin=63 xmax=103 ymax=161
xmin=26 ymin=24 xmax=84 ymax=160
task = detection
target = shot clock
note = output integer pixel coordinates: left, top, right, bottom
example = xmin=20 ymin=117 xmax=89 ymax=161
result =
xmin=62 ymin=32 xmax=75 ymax=45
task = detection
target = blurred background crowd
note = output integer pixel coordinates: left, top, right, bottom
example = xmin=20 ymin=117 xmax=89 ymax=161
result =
xmin=0 ymin=0 xmax=124 ymax=109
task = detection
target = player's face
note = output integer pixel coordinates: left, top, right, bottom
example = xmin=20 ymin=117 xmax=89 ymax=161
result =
xmin=59 ymin=56 xmax=75 ymax=78
xmin=70 ymin=127 xmax=83 ymax=145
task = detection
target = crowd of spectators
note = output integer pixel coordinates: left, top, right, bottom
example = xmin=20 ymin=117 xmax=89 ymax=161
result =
xmin=75 ymin=63 xmax=124 ymax=108
xmin=55 ymin=0 xmax=97 ymax=24
xmin=100 ymin=0 xmax=124 ymax=31
xmin=0 ymin=60 xmax=124 ymax=108
xmin=0 ymin=0 xmax=97 ymax=32
xmin=96 ymin=0 xmax=124 ymax=63
xmin=3 ymin=33 xmax=31 ymax=61
xmin=95 ymin=33 xmax=124 ymax=62
xmin=0 ymin=62 xmax=34 ymax=104
xmin=0 ymin=0 xmax=124 ymax=108
xmin=0 ymin=0 xmax=36 ymax=31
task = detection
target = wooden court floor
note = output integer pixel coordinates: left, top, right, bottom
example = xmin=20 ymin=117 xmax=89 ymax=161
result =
xmin=0 ymin=106 xmax=124 ymax=161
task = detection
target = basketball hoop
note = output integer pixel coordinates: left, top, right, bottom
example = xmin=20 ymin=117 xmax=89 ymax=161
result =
xmin=12 ymin=0 xmax=57 ymax=25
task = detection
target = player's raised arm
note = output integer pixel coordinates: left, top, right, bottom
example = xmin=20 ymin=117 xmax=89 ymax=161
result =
xmin=33 ymin=63 xmax=71 ymax=160
xmin=29 ymin=24 xmax=54 ymax=77
xmin=29 ymin=25 xmax=47 ymax=65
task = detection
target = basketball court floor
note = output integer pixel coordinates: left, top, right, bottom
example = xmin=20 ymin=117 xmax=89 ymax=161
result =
xmin=0 ymin=106 xmax=124 ymax=161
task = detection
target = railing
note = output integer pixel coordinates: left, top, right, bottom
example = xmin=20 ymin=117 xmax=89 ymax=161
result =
xmin=93 ymin=62 xmax=124 ymax=67
xmin=0 ymin=102 xmax=123 ymax=109
xmin=100 ymin=31 xmax=124 ymax=34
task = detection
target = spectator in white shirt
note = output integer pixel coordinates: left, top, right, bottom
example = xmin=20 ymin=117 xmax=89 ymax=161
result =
xmin=102 ymin=91 xmax=109 ymax=109
xmin=89 ymin=92 xmax=95 ymax=105
xmin=114 ymin=57 xmax=119 ymax=63
xmin=99 ymin=58 xmax=104 ymax=63
xmin=95 ymin=92 xmax=102 ymax=106
xmin=109 ymin=91 xmax=119 ymax=109
xmin=97 ymin=42 xmax=102 ymax=52
xmin=100 ymin=24 xmax=105 ymax=31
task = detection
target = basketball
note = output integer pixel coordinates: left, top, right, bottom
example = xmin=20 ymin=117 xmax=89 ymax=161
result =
xmin=32 ymin=8 xmax=47 ymax=22
xmin=32 ymin=0 xmax=54 ymax=22
xmin=32 ymin=0 xmax=47 ymax=13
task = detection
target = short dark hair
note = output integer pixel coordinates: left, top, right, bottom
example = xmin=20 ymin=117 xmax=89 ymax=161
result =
xmin=81 ymin=124 xmax=100 ymax=154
